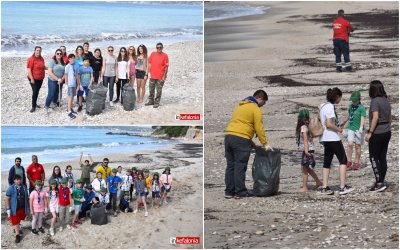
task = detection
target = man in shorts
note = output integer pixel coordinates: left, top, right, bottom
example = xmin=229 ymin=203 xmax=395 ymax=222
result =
xmin=6 ymin=175 xmax=30 ymax=243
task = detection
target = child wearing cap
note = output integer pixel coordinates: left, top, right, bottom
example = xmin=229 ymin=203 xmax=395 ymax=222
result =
xmin=296 ymin=108 xmax=322 ymax=192
xmin=71 ymin=179 xmax=85 ymax=228
xmin=134 ymin=171 xmax=148 ymax=216
xmin=121 ymin=169 xmax=133 ymax=200
xmin=106 ymin=168 xmax=122 ymax=216
xmin=119 ymin=192 xmax=133 ymax=213
xmin=29 ymin=180 xmax=47 ymax=235
xmin=340 ymin=90 xmax=366 ymax=170
xmin=97 ymin=187 xmax=110 ymax=207
xmin=58 ymin=178 xmax=72 ymax=231
xmin=151 ymin=172 xmax=161 ymax=208
xmin=79 ymin=184 xmax=97 ymax=220
xmin=160 ymin=167 xmax=173 ymax=204
xmin=47 ymin=180 xmax=59 ymax=236
xmin=92 ymin=171 xmax=106 ymax=197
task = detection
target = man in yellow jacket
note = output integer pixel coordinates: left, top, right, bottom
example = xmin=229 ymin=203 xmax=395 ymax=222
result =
xmin=224 ymin=90 xmax=272 ymax=199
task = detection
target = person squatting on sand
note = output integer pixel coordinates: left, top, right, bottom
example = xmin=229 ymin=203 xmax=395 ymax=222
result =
xmin=224 ymin=90 xmax=273 ymax=199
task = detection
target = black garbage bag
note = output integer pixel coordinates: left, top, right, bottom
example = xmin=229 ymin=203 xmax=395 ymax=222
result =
xmin=122 ymin=84 xmax=136 ymax=111
xmin=252 ymin=147 xmax=281 ymax=197
xmin=86 ymin=84 xmax=107 ymax=116
xmin=90 ymin=203 xmax=108 ymax=225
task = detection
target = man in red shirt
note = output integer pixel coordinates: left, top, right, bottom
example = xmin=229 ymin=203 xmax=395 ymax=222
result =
xmin=332 ymin=9 xmax=355 ymax=72
xmin=145 ymin=42 xmax=169 ymax=108
xmin=26 ymin=155 xmax=45 ymax=193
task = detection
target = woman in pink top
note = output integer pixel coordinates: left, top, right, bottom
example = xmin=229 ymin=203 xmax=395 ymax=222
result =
xmin=128 ymin=46 xmax=137 ymax=89
xmin=160 ymin=166 xmax=172 ymax=204
xmin=29 ymin=180 xmax=47 ymax=235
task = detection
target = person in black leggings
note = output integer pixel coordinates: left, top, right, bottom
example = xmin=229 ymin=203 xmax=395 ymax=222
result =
xmin=27 ymin=46 xmax=45 ymax=112
xmin=319 ymin=87 xmax=353 ymax=195
xmin=365 ymin=80 xmax=392 ymax=192
xmin=92 ymin=48 xmax=103 ymax=84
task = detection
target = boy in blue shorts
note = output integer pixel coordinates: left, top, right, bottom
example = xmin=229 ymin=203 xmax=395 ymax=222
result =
xmin=77 ymin=56 xmax=94 ymax=112
xmin=64 ymin=54 xmax=79 ymax=119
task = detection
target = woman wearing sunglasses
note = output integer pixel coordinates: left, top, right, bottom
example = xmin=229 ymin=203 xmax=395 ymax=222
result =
xmin=45 ymin=49 xmax=66 ymax=111
xmin=27 ymin=46 xmax=45 ymax=113
xmin=102 ymin=46 xmax=117 ymax=106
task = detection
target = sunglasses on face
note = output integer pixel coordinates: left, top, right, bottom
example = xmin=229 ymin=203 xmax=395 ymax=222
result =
xmin=104 ymin=162 xmax=109 ymax=164
xmin=157 ymin=47 xmax=162 ymax=49
xmin=56 ymin=53 xmax=62 ymax=55
xmin=108 ymin=49 xmax=113 ymax=52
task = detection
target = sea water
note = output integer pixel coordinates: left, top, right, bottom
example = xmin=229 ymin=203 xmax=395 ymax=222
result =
xmin=1 ymin=1 xmax=203 ymax=56
xmin=204 ymin=1 xmax=267 ymax=22
xmin=1 ymin=126 xmax=174 ymax=170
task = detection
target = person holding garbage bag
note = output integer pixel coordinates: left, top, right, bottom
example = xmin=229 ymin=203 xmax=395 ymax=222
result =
xmin=224 ymin=90 xmax=273 ymax=199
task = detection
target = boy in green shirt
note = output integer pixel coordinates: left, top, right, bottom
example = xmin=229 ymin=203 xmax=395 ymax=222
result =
xmin=340 ymin=90 xmax=366 ymax=170
xmin=71 ymin=179 xmax=85 ymax=228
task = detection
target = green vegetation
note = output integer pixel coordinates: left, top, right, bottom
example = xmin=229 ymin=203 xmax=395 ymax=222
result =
xmin=153 ymin=126 xmax=190 ymax=138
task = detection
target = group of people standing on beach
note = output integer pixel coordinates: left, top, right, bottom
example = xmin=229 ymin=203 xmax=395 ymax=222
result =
xmin=26 ymin=41 xmax=169 ymax=119
xmin=224 ymin=80 xmax=391 ymax=198
xmin=5 ymin=154 xmax=173 ymax=243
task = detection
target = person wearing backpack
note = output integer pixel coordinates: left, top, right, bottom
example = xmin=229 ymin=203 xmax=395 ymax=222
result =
xmin=340 ymin=90 xmax=366 ymax=170
xmin=296 ymin=108 xmax=322 ymax=192
xmin=319 ymin=88 xmax=353 ymax=195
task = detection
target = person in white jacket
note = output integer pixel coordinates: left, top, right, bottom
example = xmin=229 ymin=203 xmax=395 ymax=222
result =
xmin=91 ymin=172 xmax=106 ymax=197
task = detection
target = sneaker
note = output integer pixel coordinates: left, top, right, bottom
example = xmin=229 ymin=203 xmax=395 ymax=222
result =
xmin=371 ymin=182 xmax=387 ymax=192
xmin=133 ymin=209 xmax=138 ymax=214
xmin=144 ymin=211 xmax=148 ymax=217
xmin=71 ymin=109 xmax=78 ymax=114
xmin=234 ymin=192 xmax=254 ymax=199
xmin=345 ymin=66 xmax=353 ymax=72
xmin=15 ymin=235 xmax=21 ymax=243
xmin=353 ymin=163 xmax=360 ymax=170
xmin=38 ymin=227 xmax=45 ymax=233
xmin=68 ymin=112 xmax=76 ymax=119
xmin=110 ymin=101 xmax=114 ymax=107
xmin=66 ymin=225 xmax=71 ymax=230
xmin=36 ymin=104 xmax=41 ymax=108
xmin=59 ymin=226 xmax=63 ymax=232
xmin=224 ymin=193 xmax=234 ymax=199
xmin=50 ymin=227 xmax=54 ymax=236
xmin=71 ymin=223 xmax=77 ymax=229
xmin=31 ymin=229 xmax=39 ymax=235
xmin=77 ymin=105 xmax=83 ymax=112
xmin=153 ymin=104 xmax=159 ymax=108
xmin=30 ymin=107 xmax=36 ymax=113
xmin=145 ymin=101 xmax=154 ymax=106
xmin=113 ymin=211 xmax=117 ymax=217
xmin=113 ymin=99 xmax=119 ymax=103
xmin=336 ymin=67 xmax=343 ymax=73
xmin=339 ymin=185 xmax=354 ymax=195
xmin=346 ymin=161 xmax=352 ymax=169
xmin=319 ymin=186 xmax=334 ymax=195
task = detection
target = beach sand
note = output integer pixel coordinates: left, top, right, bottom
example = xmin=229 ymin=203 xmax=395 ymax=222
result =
xmin=204 ymin=1 xmax=398 ymax=249
xmin=1 ymin=41 xmax=203 ymax=125
xmin=1 ymin=140 xmax=203 ymax=249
